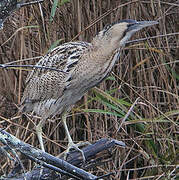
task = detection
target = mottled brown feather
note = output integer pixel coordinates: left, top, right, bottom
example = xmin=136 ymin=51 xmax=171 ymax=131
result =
xmin=21 ymin=20 xmax=157 ymax=119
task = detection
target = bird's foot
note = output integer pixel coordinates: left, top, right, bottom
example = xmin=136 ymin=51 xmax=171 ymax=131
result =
xmin=64 ymin=141 xmax=90 ymax=161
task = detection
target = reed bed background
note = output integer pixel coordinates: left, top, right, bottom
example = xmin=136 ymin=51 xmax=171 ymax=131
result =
xmin=0 ymin=0 xmax=178 ymax=179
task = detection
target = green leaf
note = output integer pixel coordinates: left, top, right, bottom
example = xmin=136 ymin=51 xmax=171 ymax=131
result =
xmin=105 ymin=75 xmax=116 ymax=81
xmin=95 ymin=92 xmax=126 ymax=117
xmin=171 ymin=69 xmax=179 ymax=80
xmin=166 ymin=64 xmax=179 ymax=80
xmin=82 ymin=109 xmax=124 ymax=118
xmin=48 ymin=39 xmax=63 ymax=52
xmin=59 ymin=0 xmax=70 ymax=6
xmin=50 ymin=0 xmax=59 ymax=22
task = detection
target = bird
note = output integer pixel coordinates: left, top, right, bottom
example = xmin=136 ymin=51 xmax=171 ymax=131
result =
xmin=21 ymin=19 xmax=158 ymax=160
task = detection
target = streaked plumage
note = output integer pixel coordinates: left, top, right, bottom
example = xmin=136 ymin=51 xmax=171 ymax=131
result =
xmin=22 ymin=42 xmax=92 ymax=115
xmin=21 ymin=19 xmax=158 ymax=158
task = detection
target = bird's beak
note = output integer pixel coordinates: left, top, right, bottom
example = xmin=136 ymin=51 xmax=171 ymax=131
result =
xmin=137 ymin=20 xmax=158 ymax=27
xmin=129 ymin=20 xmax=158 ymax=31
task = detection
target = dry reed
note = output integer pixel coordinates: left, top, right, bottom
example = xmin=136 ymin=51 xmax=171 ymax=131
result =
xmin=0 ymin=0 xmax=178 ymax=179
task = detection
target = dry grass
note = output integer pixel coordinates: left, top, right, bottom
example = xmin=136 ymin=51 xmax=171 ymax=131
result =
xmin=0 ymin=0 xmax=178 ymax=179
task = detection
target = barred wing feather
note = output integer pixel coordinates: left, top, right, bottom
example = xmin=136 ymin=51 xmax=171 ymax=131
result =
xmin=21 ymin=42 xmax=92 ymax=108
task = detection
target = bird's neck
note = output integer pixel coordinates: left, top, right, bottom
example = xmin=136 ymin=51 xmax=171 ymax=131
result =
xmin=91 ymin=38 xmax=121 ymax=57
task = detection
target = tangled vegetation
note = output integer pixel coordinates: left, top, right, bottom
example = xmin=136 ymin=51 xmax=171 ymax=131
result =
xmin=0 ymin=0 xmax=178 ymax=179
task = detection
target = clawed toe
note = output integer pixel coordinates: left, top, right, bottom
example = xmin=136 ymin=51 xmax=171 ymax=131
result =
xmin=63 ymin=141 xmax=90 ymax=162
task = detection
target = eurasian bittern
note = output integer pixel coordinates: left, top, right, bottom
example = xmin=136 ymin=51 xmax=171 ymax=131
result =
xmin=21 ymin=19 xmax=158 ymax=160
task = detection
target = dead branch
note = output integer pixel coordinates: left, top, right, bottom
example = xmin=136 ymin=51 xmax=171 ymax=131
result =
xmin=0 ymin=64 xmax=66 ymax=73
xmin=0 ymin=0 xmax=44 ymax=29
xmin=0 ymin=128 xmax=125 ymax=179
xmin=0 ymin=128 xmax=97 ymax=179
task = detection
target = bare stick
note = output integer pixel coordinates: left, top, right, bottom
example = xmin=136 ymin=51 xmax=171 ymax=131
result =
xmin=0 ymin=128 xmax=97 ymax=180
xmin=17 ymin=0 xmax=44 ymax=8
xmin=126 ymin=32 xmax=179 ymax=45
xmin=0 ymin=0 xmax=44 ymax=29
xmin=0 ymin=128 xmax=125 ymax=179
xmin=0 ymin=64 xmax=66 ymax=73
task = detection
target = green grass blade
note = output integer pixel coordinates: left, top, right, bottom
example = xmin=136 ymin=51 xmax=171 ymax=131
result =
xmin=48 ymin=39 xmax=63 ymax=52
xmin=82 ymin=108 xmax=124 ymax=118
xmin=59 ymin=0 xmax=70 ymax=6
xmin=50 ymin=0 xmax=58 ymax=22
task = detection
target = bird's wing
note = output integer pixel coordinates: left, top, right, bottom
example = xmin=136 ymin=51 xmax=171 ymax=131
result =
xmin=21 ymin=41 xmax=92 ymax=107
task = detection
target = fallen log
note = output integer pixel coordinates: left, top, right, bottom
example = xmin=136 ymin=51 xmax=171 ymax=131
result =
xmin=0 ymin=128 xmax=125 ymax=179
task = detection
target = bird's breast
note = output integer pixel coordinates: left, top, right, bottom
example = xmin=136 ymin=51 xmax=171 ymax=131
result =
xmin=70 ymin=48 xmax=120 ymax=94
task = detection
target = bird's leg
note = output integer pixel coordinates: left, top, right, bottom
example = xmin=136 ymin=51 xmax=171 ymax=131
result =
xmin=62 ymin=112 xmax=87 ymax=161
xmin=36 ymin=119 xmax=45 ymax=152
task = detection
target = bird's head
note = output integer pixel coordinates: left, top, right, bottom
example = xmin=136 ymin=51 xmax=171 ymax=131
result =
xmin=93 ymin=19 xmax=158 ymax=48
